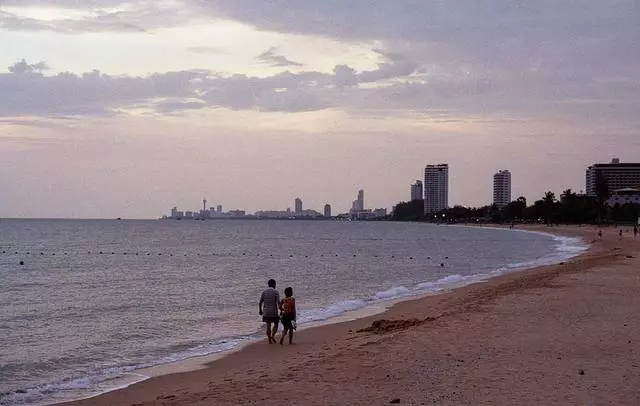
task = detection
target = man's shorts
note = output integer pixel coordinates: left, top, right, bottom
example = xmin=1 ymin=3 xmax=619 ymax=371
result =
xmin=263 ymin=316 xmax=280 ymax=323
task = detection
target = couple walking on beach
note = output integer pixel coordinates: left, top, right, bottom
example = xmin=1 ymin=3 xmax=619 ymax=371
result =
xmin=259 ymin=279 xmax=297 ymax=345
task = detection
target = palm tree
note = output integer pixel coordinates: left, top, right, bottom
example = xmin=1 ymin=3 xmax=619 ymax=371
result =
xmin=595 ymin=177 xmax=610 ymax=223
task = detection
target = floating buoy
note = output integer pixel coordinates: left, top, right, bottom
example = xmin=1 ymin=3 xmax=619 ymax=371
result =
xmin=391 ymin=255 xmax=395 ymax=258
xmin=440 ymin=263 xmax=445 ymax=267
xmin=19 ymin=261 xmax=24 ymax=265
xmin=445 ymin=256 xmax=449 ymax=259
xmin=123 ymin=253 xmax=127 ymax=255
xmin=409 ymin=257 xmax=413 ymax=260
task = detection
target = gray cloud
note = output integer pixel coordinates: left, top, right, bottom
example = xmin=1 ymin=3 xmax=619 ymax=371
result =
xmin=256 ymin=47 xmax=303 ymax=68
xmin=0 ymin=1 xmax=195 ymax=33
xmin=2 ymin=1 xmax=640 ymax=128
xmin=0 ymin=56 xmax=420 ymax=117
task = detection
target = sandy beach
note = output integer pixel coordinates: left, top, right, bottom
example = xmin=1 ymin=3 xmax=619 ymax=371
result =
xmin=61 ymin=226 xmax=640 ymax=406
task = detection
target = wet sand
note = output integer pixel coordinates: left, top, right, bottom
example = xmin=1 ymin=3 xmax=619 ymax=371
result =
xmin=62 ymin=226 xmax=640 ymax=405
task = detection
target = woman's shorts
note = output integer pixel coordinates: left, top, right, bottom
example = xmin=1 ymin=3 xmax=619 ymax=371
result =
xmin=281 ymin=314 xmax=295 ymax=330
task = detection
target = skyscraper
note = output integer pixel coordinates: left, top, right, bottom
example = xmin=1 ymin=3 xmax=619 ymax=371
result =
xmin=411 ymin=180 xmax=423 ymax=201
xmin=351 ymin=189 xmax=364 ymax=212
xmin=294 ymin=198 xmax=303 ymax=214
xmin=424 ymin=164 xmax=449 ymax=214
xmin=324 ymin=204 xmax=332 ymax=218
xmin=493 ymin=170 xmax=512 ymax=208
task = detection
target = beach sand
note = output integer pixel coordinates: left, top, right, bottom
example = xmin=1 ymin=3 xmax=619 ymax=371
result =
xmin=62 ymin=226 xmax=640 ymax=405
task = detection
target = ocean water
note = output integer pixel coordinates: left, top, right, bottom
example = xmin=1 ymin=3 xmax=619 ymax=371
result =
xmin=0 ymin=220 xmax=587 ymax=405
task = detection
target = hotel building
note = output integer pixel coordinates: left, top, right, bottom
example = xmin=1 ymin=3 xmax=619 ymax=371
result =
xmin=586 ymin=158 xmax=640 ymax=196
xmin=424 ymin=164 xmax=449 ymax=214
xmin=493 ymin=170 xmax=512 ymax=208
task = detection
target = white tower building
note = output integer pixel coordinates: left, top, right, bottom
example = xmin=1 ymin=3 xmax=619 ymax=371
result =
xmin=493 ymin=170 xmax=512 ymax=208
xmin=424 ymin=164 xmax=449 ymax=214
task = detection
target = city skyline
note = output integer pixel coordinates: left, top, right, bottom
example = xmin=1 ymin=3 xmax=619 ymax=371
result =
xmin=2 ymin=3 xmax=640 ymax=218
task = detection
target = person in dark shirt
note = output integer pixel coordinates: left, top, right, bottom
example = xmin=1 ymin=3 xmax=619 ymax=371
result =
xmin=279 ymin=286 xmax=296 ymax=345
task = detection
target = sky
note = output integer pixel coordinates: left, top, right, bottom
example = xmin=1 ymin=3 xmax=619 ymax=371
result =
xmin=1 ymin=1 xmax=639 ymax=218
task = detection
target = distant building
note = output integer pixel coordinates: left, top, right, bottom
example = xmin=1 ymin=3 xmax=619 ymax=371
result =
xmin=217 ymin=205 xmax=223 ymax=213
xmin=295 ymin=198 xmax=303 ymax=214
xmin=493 ymin=170 xmax=512 ymax=208
xmin=586 ymin=158 xmax=640 ymax=196
xmin=324 ymin=204 xmax=332 ymax=218
xmin=424 ymin=164 xmax=449 ymax=214
xmin=171 ymin=207 xmax=178 ymax=218
xmin=227 ymin=210 xmax=246 ymax=217
xmin=184 ymin=211 xmax=194 ymax=219
xmin=411 ymin=180 xmax=423 ymax=201
xmin=351 ymin=189 xmax=364 ymax=212
xmin=373 ymin=208 xmax=387 ymax=217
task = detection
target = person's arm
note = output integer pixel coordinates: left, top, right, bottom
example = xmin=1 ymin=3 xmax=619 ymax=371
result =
xmin=259 ymin=292 xmax=264 ymax=315
xmin=292 ymin=298 xmax=296 ymax=320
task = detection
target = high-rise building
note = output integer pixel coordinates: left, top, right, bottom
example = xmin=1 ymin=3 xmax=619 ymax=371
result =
xmin=217 ymin=205 xmax=223 ymax=213
xmin=586 ymin=158 xmax=640 ymax=196
xmin=294 ymin=198 xmax=303 ymax=214
xmin=351 ymin=189 xmax=365 ymax=212
xmin=424 ymin=164 xmax=449 ymax=214
xmin=493 ymin=170 xmax=512 ymax=208
xmin=411 ymin=180 xmax=423 ymax=201
xmin=324 ymin=204 xmax=332 ymax=218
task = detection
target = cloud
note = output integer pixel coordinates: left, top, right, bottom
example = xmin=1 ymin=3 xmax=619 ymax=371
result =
xmin=8 ymin=59 xmax=49 ymax=74
xmin=185 ymin=46 xmax=226 ymax=54
xmin=256 ymin=47 xmax=303 ymax=68
xmin=0 ymin=56 xmax=421 ymax=117
xmin=0 ymin=1 xmax=197 ymax=33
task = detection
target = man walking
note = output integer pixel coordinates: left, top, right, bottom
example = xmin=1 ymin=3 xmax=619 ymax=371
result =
xmin=259 ymin=279 xmax=280 ymax=344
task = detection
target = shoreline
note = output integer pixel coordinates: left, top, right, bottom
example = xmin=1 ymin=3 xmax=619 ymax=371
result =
xmin=52 ymin=225 xmax=585 ymax=403
xmin=55 ymin=224 xmax=628 ymax=406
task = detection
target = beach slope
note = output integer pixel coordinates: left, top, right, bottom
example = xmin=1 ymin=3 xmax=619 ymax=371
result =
xmin=63 ymin=227 xmax=640 ymax=405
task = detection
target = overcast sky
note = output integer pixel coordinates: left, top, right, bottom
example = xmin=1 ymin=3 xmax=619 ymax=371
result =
xmin=1 ymin=1 xmax=639 ymax=218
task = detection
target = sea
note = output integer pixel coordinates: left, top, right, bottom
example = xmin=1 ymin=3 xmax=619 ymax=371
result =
xmin=0 ymin=219 xmax=588 ymax=405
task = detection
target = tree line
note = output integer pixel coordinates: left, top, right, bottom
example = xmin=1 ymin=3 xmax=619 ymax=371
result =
xmin=392 ymin=189 xmax=640 ymax=224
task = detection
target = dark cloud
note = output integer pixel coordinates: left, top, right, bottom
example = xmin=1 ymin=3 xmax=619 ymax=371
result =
xmin=256 ymin=47 xmax=303 ymax=68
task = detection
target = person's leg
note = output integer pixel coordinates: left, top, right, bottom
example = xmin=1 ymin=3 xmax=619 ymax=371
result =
xmin=265 ymin=321 xmax=273 ymax=342
xmin=279 ymin=328 xmax=288 ymax=345
xmin=288 ymin=329 xmax=293 ymax=344
xmin=271 ymin=320 xmax=279 ymax=341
